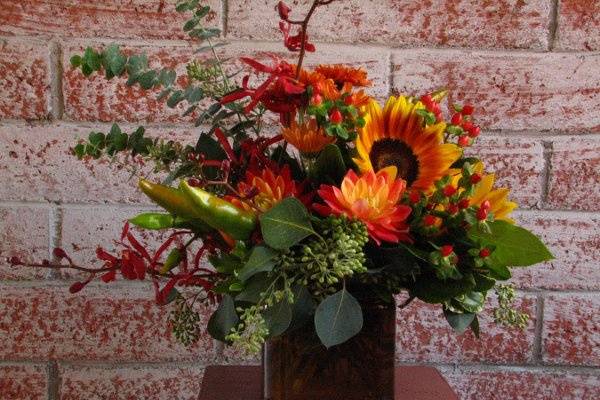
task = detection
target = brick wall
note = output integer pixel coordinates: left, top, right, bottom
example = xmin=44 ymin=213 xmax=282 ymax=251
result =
xmin=0 ymin=1 xmax=599 ymax=399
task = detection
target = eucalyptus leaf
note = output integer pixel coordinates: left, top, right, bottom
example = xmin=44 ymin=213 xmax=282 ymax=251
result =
xmin=444 ymin=310 xmax=475 ymax=334
xmin=237 ymin=246 xmax=278 ymax=282
xmin=314 ymin=288 xmax=363 ymax=348
xmin=259 ymin=198 xmax=315 ymax=250
xmin=207 ymin=294 xmax=238 ymax=342
xmin=263 ymin=298 xmax=293 ymax=337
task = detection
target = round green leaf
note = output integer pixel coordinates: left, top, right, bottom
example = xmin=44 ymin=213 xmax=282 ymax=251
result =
xmin=314 ymin=289 xmax=363 ymax=348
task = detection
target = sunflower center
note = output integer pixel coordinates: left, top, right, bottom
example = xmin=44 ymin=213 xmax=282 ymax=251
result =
xmin=369 ymin=138 xmax=419 ymax=185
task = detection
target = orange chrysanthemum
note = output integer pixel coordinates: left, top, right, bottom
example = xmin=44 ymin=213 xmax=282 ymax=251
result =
xmin=282 ymin=119 xmax=336 ymax=154
xmin=354 ymin=96 xmax=461 ymax=192
xmin=315 ymin=64 xmax=372 ymax=88
xmin=314 ymin=166 xmax=412 ymax=245
xmin=297 ymin=69 xmax=338 ymax=99
xmin=231 ymin=166 xmax=309 ymax=213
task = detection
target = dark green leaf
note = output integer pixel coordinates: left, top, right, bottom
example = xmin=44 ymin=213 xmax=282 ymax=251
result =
xmin=183 ymin=17 xmax=200 ymax=31
xmin=309 ymin=144 xmax=346 ymax=185
xmin=259 ymin=198 xmax=316 ymax=250
xmin=73 ymin=143 xmax=85 ymax=158
xmin=207 ymin=295 xmax=238 ymax=342
xmin=70 ymin=55 xmax=83 ymax=67
xmin=103 ymin=44 xmax=127 ymax=76
xmin=158 ymin=68 xmax=177 ymax=87
xmin=470 ymin=315 xmax=481 ymax=338
xmin=137 ymin=70 xmax=157 ymax=90
xmin=237 ymin=246 xmax=278 ymax=282
xmin=162 ymin=248 xmax=182 ymax=272
xmin=236 ymin=273 xmax=274 ymax=303
xmin=263 ymin=298 xmax=293 ymax=337
xmin=83 ymin=47 xmax=101 ymax=71
xmin=474 ymin=273 xmax=496 ymax=292
xmin=314 ymin=288 xmax=363 ymax=348
xmin=411 ymin=272 xmax=476 ymax=303
xmin=469 ymin=220 xmax=553 ymax=267
xmin=167 ymin=90 xmax=184 ymax=108
xmin=288 ymin=285 xmax=315 ymax=332
xmin=444 ymin=309 xmax=475 ymax=334
xmin=88 ymin=132 xmax=105 ymax=147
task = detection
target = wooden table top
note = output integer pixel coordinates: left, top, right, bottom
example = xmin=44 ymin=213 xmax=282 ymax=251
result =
xmin=198 ymin=365 xmax=459 ymax=400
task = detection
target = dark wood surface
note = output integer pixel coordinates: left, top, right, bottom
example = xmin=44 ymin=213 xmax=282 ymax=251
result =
xmin=198 ymin=365 xmax=459 ymax=400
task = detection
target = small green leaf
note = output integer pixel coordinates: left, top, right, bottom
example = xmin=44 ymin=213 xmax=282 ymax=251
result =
xmin=288 ymin=285 xmax=315 ymax=331
xmin=207 ymin=294 xmax=238 ymax=342
xmin=469 ymin=220 xmax=554 ymax=267
xmin=259 ymin=198 xmax=315 ymax=250
xmin=315 ymin=288 xmax=363 ymax=348
xmin=444 ymin=309 xmax=475 ymax=334
xmin=137 ymin=70 xmax=157 ymax=90
xmin=309 ymin=144 xmax=346 ymax=185
xmin=412 ymin=272 xmax=476 ymax=303
xmin=236 ymin=273 xmax=274 ymax=303
xmin=83 ymin=47 xmax=102 ymax=71
xmin=183 ymin=17 xmax=200 ymax=31
xmin=103 ymin=44 xmax=127 ymax=76
xmin=88 ymin=131 xmax=106 ymax=147
xmin=70 ymin=55 xmax=83 ymax=67
xmin=73 ymin=143 xmax=85 ymax=158
xmin=167 ymin=90 xmax=184 ymax=108
xmin=237 ymin=246 xmax=278 ymax=282
xmin=263 ymin=298 xmax=293 ymax=337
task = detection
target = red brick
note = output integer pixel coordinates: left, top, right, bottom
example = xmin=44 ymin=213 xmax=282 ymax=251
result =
xmin=0 ymin=285 xmax=215 ymax=362
xmin=542 ymin=294 xmax=600 ymax=366
xmin=0 ymin=38 xmax=50 ymax=120
xmin=467 ymin=137 xmax=545 ymax=208
xmin=59 ymin=364 xmax=204 ymax=400
xmin=392 ymin=50 xmax=600 ymax=132
xmin=556 ymin=0 xmax=600 ymax=50
xmin=396 ymin=296 xmax=537 ymax=364
xmin=0 ymin=206 xmax=50 ymax=280
xmin=228 ymin=0 xmax=551 ymax=50
xmin=546 ymin=137 xmax=600 ymax=211
xmin=441 ymin=367 xmax=600 ymax=400
xmin=511 ymin=212 xmax=600 ymax=290
xmin=0 ymin=0 xmax=221 ymax=40
xmin=0 ymin=363 xmax=47 ymax=400
xmin=0 ymin=121 xmax=194 ymax=204
xmin=63 ymin=41 xmax=388 ymax=123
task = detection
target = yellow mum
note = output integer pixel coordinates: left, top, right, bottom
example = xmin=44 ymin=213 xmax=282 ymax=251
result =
xmin=470 ymin=163 xmax=518 ymax=223
xmin=282 ymin=119 xmax=335 ymax=154
xmin=354 ymin=96 xmax=461 ymax=192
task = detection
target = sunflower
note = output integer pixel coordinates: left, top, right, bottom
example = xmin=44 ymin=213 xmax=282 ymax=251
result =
xmin=354 ymin=96 xmax=461 ymax=192
xmin=469 ymin=163 xmax=517 ymax=223
xmin=282 ymin=119 xmax=336 ymax=154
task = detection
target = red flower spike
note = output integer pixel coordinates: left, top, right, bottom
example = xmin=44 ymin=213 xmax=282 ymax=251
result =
xmin=462 ymin=104 xmax=475 ymax=115
xmin=451 ymin=113 xmax=462 ymax=125
xmin=330 ymin=108 xmax=343 ymax=124
xmin=458 ymin=135 xmax=470 ymax=147
xmin=470 ymin=173 xmax=482 ymax=184
xmin=443 ymin=184 xmax=457 ymax=197
xmin=440 ymin=245 xmax=454 ymax=257
xmin=479 ymin=248 xmax=491 ymax=258
xmin=277 ymin=1 xmax=290 ymax=20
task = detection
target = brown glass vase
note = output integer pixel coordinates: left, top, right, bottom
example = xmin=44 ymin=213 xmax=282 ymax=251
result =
xmin=262 ymin=296 xmax=396 ymax=400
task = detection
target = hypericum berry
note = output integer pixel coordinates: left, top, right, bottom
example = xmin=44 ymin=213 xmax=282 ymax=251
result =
xmin=420 ymin=94 xmax=433 ymax=106
xmin=451 ymin=113 xmax=462 ymax=125
xmin=344 ymin=94 xmax=354 ymax=105
xmin=443 ymin=184 xmax=457 ymax=196
xmin=476 ymin=204 xmax=490 ymax=221
xmin=458 ymin=135 xmax=470 ymax=147
xmin=468 ymin=125 xmax=481 ymax=138
xmin=462 ymin=104 xmax=474 ymax=115
xmin=330 ymin=108 xmax=343 ymax=124
xmin=423 ymin=214 xmax=437 ymax=226
xmin=312 ymin=93 xmax=323 ymax=105
xmin=458 ymin=198 xmax=471 ymax=209
xmin=470 ymin=173 xmax=482 ymax=184
xmin=479 ymin=248 xmax=491 ymax=258
xmin=481 ymin=200 xmax=491 ymax=211
xmin=409 ymin=191 xmax=421 ymax=204
xmin=462 ymin=121 xmax=474 ymax=132
xmin=440 ymin=245 xmax=454 ymax=257
xmin=447 ymin=203 xmax=459 ymax=214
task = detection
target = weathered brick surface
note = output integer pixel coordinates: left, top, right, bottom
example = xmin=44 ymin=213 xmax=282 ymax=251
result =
xmin=395 ymin=297 xmax=537 ymax=364
xmin=547 ymin=136 xmax=600 ymax=211
xmin=442 ymin=367 xmax=600 ymax=400
xmin=542 ymin=294 xmax=600 ymax=366
xmin=0 ymin=121 xmax=194 ymax=204
xmin=392 ymin=50 xmax=600 ymax=132
xmin=62 ymin=41 xmax=389 ymax=123
xmin=467 ymin=137 xmax=545 ymax=208
xmin=228 ymin=0 xmax=552 ymax=50
xmin=0 ymin=38 xmax=50 ymax=120
xmin=556 ymin=0 xmax=600 ymax=50
xmin=511 ymin=212 xmax=600 ymax=290
xmin=0 ymin=363 xmax=47 ymax=400
xmin=59 ymin=364 xmax=204 ymax=400
xmin=0 ymin=205 xmax=50 ymax=280
xmin=0 ymin=0 xmax=221 ymax=40
xmin=0 ymin=285 xmax=215 ymax=362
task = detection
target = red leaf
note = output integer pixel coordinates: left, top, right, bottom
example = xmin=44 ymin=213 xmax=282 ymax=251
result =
xmin=151 ymin=235 xmax=178 ymax=267
xmin=101 ymin=270 xmax=117 ymax=283
xmin=69 ymin=281 xmax=86 ymax=294
xmin=157 ymin=277 xmax=179 ymax=305
xmin=96 ymin=247 xmax=118 ymax=263
xmin=214 ymin=128 xmax=238 ymax=163
xmin=121 ymin=221 xmax=130 ymax=241
xmin=277 ymin=1 xmax=290 ymax=20
xmin=220 ymin=89 xmax=249 ymax=104
xmin=240 ymin=57 xmax=273 ymax=73
xmin=126 ymin=232 xmax=151 ymax=261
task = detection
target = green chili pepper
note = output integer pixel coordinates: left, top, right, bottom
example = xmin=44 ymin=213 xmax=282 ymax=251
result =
xmin=138 ymin=180 xmax=212 ymax=233
xmin=179 ymin=180 xmax=257 ymax=241
xmin=161 ymin=248 xmax=182 ymax=274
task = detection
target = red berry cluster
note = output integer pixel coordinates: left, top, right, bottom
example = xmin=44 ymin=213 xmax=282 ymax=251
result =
xmin=420 ymin=94 xmax=443 ymax=122
xmin=450 ymin=104 xmax=480 ymax=148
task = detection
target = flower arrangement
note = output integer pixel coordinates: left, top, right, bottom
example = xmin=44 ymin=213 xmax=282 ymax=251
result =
xmin=14 ymin=0 xmax=553 ymax=354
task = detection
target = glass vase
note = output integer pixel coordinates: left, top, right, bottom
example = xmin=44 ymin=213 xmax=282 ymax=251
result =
xmin=262 ymin=296 xmax=396 ymax=400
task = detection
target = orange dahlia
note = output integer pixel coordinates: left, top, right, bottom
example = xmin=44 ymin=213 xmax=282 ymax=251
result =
xmin=231 ymin=166 xmax=309 ymax=213
xmin=354 ymin=96 xmax=461 ymax=192
xmin=314 ymin=166 xmax=412 ymax=245
xmin=315 ymin=64 xmax=372 ymax=88
xmin=282 ymin=119 xmax=336 ymax=154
